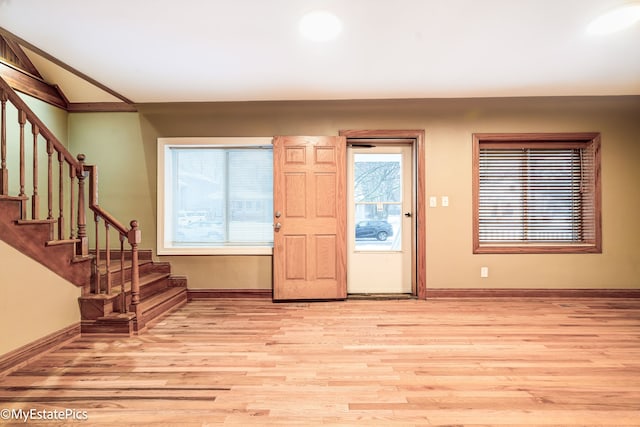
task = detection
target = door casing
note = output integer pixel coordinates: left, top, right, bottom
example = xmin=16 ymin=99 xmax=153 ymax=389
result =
xmin=340 ymin=130 xmax=426 ymax=299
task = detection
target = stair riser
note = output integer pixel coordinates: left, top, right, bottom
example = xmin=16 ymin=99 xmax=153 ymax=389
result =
xmin=81 ymin=320 xmax=133 ymax=336
xmin=135 ymin=290 xmax=188 ymax=332
xmin=119 ymin=279 xmax=170 ymax=305
xmin=120 ymin=276 xmax=171 ymax=302
xmin=168 ymin=276 xmax=188 ymax=288
xmin=79 ymin=297 xmax=115 ymax=320
xmin=95 ymin=261 xmax=159 ymax=289
xmin=90 ymin=249 xmax=153 ymax=261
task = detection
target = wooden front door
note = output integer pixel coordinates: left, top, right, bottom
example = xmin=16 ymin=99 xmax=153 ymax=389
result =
xmin=272 ymin=136 xmax=347 ymax=300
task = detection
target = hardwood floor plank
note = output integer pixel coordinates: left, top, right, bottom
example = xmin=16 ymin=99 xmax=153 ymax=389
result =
xmin=1 ymin=297 xmax=638 ymax=425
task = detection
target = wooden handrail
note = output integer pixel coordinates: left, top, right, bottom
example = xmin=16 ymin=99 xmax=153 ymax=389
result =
xmin=0 ymin=77 xmax=80 ymax=170
xmin=84 ymin=164 xmax=128 ymax=235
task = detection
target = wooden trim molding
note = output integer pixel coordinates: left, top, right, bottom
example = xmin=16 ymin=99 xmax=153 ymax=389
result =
xmin=1 ymin=36 xmax=42 ymax=78
xmin=0 ymin=322 xmax=80 ymax=376
xmin=0 ymin=63 xmax=137 ymax=112
xmin=340 ymin=130 xmax=427 ymax=300
xmin=68 ymin=102 xmax=138 ymax=113
xmin=0 ymin=28 xmax=134 ymax=105
xmin=188 ymin=289 xmax=272 ymax=300
xmin=426 ymin=288 xmax=640 ymax=299
xmin=472 ymin=132 xmax=602 ymax=254
xmin=0 ymin=61 xmax=67 ymax=109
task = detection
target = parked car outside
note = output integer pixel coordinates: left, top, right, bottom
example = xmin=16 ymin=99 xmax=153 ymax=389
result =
xmin=355 ymin=220 xmax=394 ymax=241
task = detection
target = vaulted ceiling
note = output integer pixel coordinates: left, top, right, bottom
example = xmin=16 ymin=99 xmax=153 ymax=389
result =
xmin=1 ymin=0 xmax=639 ymax=105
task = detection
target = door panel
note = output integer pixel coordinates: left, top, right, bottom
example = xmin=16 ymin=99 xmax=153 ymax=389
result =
xmin=273 ymin=136 xmax=346 ymax=300
xmin=285 ymin=173 xmax=306 ymax=216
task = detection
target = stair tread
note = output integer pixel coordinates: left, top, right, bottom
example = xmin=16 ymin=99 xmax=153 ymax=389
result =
xmin=16 ymin=218 xmax=57 ymax=225
xmin=89 ymin=249 xmax=154 ymax=261
xmin=109 ymin=271 xmax=171 ymax=293
xmin=97 ymin=312 xmax=136 ymax=321
xmin=136 ymin=270 xmax=170 ymax=285
xmin=138 ymin=287 xmax=186 ymax=310
xmin=46 ymin=238 xmax=80 ymax=247
xmin=95 ymin=258 xmax=153 ymax=271
xmin=0 ymin=195 xmax=28 ymax=201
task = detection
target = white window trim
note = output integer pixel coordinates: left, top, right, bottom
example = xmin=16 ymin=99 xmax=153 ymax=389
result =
xmin=157 ymin=137 xmax=274 ymax=255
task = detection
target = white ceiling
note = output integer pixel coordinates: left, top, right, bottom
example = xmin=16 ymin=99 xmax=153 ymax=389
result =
xmin=1 ymin=0 xmax=639 ymax=103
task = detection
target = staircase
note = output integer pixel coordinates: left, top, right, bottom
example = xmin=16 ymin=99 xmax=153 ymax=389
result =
xmin=0 ymin=75 xmax=187 ymax=336
xmin=79 ymin=249 xmax=187 ymax=334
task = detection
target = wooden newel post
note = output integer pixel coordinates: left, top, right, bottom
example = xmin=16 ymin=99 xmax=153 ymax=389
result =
xmin=128 ymin=220 xmax=142 ymax=314
xmin=76 ymin=154 xmax=89 ymax=256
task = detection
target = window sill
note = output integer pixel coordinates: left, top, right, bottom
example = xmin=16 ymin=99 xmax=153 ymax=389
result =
xmin=474 ymin=243 xmax=601 ymax=254
xmin=158 ymin=246 xmax=273 ymax=256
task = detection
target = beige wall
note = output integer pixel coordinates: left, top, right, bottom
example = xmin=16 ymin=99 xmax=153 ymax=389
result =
xmin=0 ymin=241 xmax=81 ymax=355
xmin=67 ymin=96 xmax=640 ymax=290
xmin=0 ymin=95 xmax=81 ymax=357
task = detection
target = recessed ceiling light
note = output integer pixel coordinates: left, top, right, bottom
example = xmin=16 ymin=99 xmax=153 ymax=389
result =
xmin=299 ymin=10 xmax=342 ymax=42
xmin=587 ymin=3 xmax=640 ymax=35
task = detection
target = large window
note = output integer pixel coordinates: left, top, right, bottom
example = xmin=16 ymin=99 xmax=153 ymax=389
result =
xmin=473 ymin=133 xmax=601 ymax=254
xmin=158 ymin=137 xmax=273 ymax=255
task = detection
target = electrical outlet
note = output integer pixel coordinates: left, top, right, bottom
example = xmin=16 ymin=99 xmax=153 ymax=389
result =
xmin=441 ymin=196 xmax=449 ymax=207
xmin=480 ymin=267 xmax=489 ymax=278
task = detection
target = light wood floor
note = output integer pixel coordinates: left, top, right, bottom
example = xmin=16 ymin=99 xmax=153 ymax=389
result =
xmin=1 ymin=298 xmax=639 ymax=426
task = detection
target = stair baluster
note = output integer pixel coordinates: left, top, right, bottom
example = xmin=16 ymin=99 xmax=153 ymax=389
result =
xmin=119 ymin=234 xmax=126 ymax=313
xmin=93 ymin=212 xmax=101 ymax=294
xmin=57 ymin=151 xmax=64 ymax=239
xmin=31 ymin=123 xmax=39 ymax=219
xmin=105 ymin=222 xmax=112 ymax=295
xmin=0 ymin=90 xmax=7 ymax=195
xmin=46 ymin=140 xmax=53 ymax=221
xmin=69 ymin=164 xmax=75 ymax=239
xmin=18 ymin=110 xmax=25 ymax=218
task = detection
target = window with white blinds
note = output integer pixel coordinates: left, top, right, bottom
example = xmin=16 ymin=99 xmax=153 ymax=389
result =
xmin=157 ymin=137 xmax=274 ymax=255
xmin=473 ymin=133 xmax=601 ymax=254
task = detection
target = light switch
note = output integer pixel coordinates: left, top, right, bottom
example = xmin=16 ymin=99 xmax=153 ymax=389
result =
xmin=441 ymin=196 xmax=449 ymax=207
xmin=429 ymin=196 xmax=437 ymax=207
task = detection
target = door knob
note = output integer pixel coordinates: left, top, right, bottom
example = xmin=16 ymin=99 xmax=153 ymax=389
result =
xmin=404 ymin=212 xmax=412 ymax=217
xmin=274 ymin=222 xmax=282 ymax=230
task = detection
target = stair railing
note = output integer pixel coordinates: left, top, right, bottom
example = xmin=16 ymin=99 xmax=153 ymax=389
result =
xmin=0 ymin=75 xmax=140 ymax=315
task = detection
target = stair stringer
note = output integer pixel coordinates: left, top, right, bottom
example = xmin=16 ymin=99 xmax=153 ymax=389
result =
xmin=0 ymin=197 xmax=91 ymax=287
